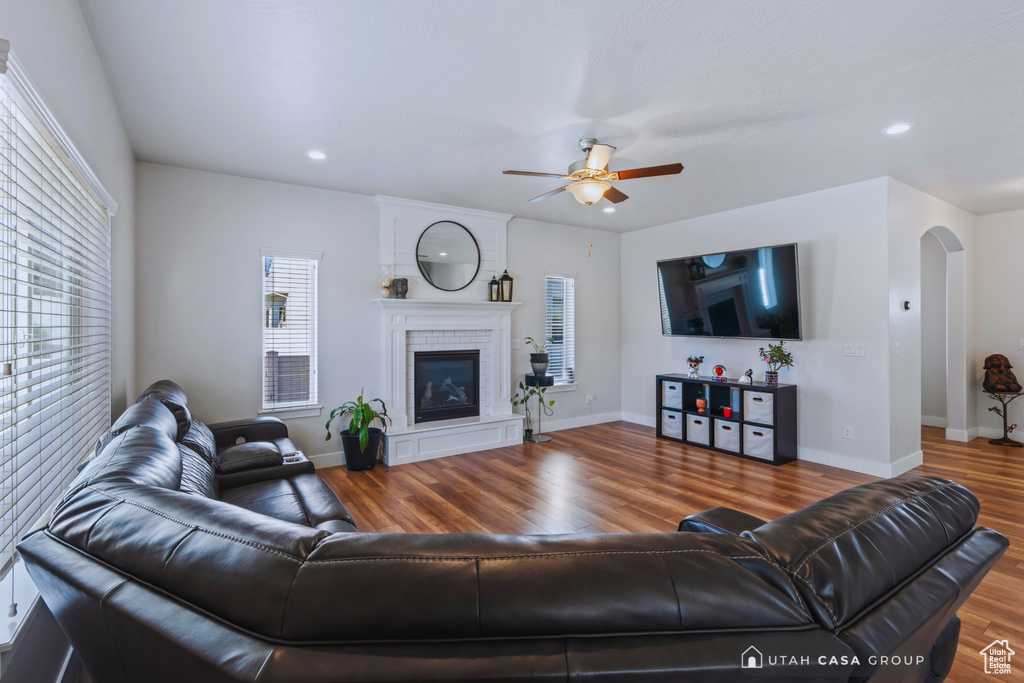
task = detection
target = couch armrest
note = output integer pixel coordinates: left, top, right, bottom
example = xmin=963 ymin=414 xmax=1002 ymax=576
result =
xmin=216 ymin=442 xmax=284 ymax=475
xmin=678 ymin=507 xmax=767 ymax=535
xmin=207 ymin=416 xmax=288 ymax=449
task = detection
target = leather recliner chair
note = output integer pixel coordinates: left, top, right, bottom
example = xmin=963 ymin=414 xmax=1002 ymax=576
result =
xmin=18 ymin=383 xmax=1008 ymax=682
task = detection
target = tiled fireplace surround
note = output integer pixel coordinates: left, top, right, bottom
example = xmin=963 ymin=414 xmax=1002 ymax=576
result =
xmin=375 ymin=299 xmax=523 ymax=466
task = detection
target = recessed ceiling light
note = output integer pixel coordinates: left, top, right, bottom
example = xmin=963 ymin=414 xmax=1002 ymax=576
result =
xmin=602 ymin=206 xmax=615 ymax=213
xmin=306 ymin=150 xmax=328 ymax=160
xmin=882 ymin=123 xmax=914 ymax=135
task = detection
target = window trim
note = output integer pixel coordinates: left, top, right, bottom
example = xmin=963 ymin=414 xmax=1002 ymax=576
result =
xmin=544 ymin=272 xmax=576 ymax=386
xmin=260 ymin=248 xmax=322 ymax=413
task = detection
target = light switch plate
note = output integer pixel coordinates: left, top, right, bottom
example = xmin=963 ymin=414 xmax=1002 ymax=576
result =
xmin=511 ymin=339 xmax=521 ymax=350
xmin=1019 ymin=338 xmax=1024 ymax=350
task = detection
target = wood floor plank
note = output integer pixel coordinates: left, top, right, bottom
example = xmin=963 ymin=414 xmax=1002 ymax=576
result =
xmin=320 ymin=423 xmax=1021 ymax=683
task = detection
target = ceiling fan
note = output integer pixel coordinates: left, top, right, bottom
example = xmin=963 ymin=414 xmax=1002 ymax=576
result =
xmin=503 ymin=138 xmax=683 ymax=205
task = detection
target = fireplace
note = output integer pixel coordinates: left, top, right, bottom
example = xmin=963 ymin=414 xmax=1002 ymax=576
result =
xmin=413 ymin=350 xmax=480 ymax=423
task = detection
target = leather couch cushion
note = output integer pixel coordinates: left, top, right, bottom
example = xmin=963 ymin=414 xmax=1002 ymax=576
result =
xmin=678 ymin=507 xmax=767 ymax=535
xmin=178 ymin=444 xmax=218 ymax=499
xmin=218 ymin=474 xmax=355 ymax=532
xmin=217 ymin=442 xmax=284 ymax=474
xmin=744 ymin=475 xmax=982 ymax=629
xmin=137 ymin=380 xmax=191 ymax=441
xmin=181 ymin=419 xmax=218 ymax=465
xmin=109 ymin=401 xmax=179 ymax=444
xmin=67 ymin=427 xmax=182 ymax=502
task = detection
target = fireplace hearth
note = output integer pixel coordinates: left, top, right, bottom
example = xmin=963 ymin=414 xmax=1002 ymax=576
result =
xmin=414 ymin=350 xmax=480 ymax=423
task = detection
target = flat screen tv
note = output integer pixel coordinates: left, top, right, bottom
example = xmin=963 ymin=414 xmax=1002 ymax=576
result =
xmin=657 ymin=243 xmax=801 ymax=340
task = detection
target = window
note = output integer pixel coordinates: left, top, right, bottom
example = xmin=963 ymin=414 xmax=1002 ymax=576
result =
xmin=544 ymin=274 xmax=575 ymax=385
xmin=0 ymin=69 xmax=112 ymax=571
xmin=261 ymin=250 xmax=319 ymax=411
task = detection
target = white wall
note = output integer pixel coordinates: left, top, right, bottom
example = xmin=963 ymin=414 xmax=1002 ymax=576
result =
xmin=975 ymin=208 xmax=1024 ymax=438
xmin=508 ymin=218 xmax=621 ymax=429
xmin=0 ymin=0 xmax=136 ymax=414
xmin=886 ymin=179 xmax=977 ymax=458
xmin=135 ymin=162 xmax=380 ymax=458
xmin=920 ymin=231 xmax=947 ymax=424
xmin=621 ymin=178 xmax=899 ymax=476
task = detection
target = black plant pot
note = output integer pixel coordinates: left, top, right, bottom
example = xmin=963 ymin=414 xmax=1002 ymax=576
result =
xmin=530 ymin=352 xmax=549 ymax=376
xmin=341 ymin=427 xmax=383 ymax=471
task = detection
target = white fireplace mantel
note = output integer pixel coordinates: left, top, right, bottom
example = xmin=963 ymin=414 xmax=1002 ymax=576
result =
xmin=375 ymin=298 xmax=523 ymax=465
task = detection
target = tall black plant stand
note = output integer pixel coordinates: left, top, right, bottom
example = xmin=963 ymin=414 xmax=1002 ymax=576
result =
xmin=525 ymin=374 xmax=553 ymax=443
xmin=986 ymin=391 xmax=1024 ymax=447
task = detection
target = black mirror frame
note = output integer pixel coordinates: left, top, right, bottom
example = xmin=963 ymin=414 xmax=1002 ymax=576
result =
xmin=415 ymin=220 xmax=482 ymax=292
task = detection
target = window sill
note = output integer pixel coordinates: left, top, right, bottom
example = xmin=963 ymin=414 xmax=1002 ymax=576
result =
xmin=258 ymin=405 xmax=322 ymax=419
xmin=545 ymin=383 xmax=577 ymax=393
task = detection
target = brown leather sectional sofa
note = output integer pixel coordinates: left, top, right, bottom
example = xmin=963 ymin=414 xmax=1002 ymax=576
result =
xmin=19 ymin=381 xmax=1008 ymax=682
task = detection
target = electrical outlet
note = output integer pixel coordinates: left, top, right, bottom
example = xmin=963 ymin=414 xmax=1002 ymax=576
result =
xmin=843 ymin=425 xmax=853 ymax=439
xmin=511 ymin=339 xmax=521 ymax=350
xmin=1019 ymin=338 xmax=1024 ymax=350
xmin=843 ymin=344 xmax=865 ymax=357
xmin=586 ymin=394 xmax=594 ymax=404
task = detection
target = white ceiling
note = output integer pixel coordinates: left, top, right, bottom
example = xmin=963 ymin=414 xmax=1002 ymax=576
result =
xmin=77 ymin=0 xmax=1024 ymax=232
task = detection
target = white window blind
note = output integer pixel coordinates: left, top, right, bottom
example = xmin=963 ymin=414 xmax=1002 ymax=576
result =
xmin=0 ymin=71 xmax=111 ymax=571
xmin=544 ymin=274 xmax=575 ymax=385
xmin=262 ymin=253 xmax=318 ymax=410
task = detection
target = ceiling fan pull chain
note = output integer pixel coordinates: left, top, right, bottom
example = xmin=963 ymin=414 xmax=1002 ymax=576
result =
xmin=588 ymin=203 xmax=593 ymax=258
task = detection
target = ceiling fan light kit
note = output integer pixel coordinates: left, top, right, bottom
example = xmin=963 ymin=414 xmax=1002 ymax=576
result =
xmin=566 ymin=179 xmax=611 ymax=205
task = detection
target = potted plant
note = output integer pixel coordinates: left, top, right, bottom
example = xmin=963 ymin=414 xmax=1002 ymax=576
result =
xmin=325 ymin=389 xmax=391 ymax=471
xmin=511 ymin=381 xmax=555 ymax=442
xmin=720 ymin=405 xmax=733 ymax=418
xmin=686 ymin=354 xmax=704 ymax=378
xmin=525 ymin=336 xmax=550 ymax=376
xmin=695 ymin=388 xmax=707 ymax=414
xmin=758 ymin=340 xmax=794 ymax=387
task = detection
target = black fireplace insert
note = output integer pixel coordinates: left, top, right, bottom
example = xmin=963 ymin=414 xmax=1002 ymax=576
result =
xmin=413 ymin=350 xmax=480 ymax=423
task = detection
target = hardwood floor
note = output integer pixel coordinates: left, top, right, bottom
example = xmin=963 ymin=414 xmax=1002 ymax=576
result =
xmin=319 ymin=423 xmax=1022 ymax=683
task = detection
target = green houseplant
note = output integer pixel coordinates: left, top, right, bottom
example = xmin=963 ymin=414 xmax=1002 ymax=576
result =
xmin=695 ymin=388 xmax=707 ymax=413
xmin=511 ymin=381 xmax=554 ymax=442
xmin=325 ymin=389 xmax=391 ymax=471
xmin=758 ymin=340 xmax=794 ymax=387
xmin=524 ymin=336 xmax=551 ymax=376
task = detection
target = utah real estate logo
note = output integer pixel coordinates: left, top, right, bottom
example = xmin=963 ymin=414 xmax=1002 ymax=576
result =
xmin=980 ymin=639 xmax=1015 ymax=675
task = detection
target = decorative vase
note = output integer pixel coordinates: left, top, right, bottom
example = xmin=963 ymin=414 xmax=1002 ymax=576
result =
xmin=695 ymin=398 xmax=707 ymax=413
xmin=392 ymin=278 xmax=408 ymax=299
xmin=764 ymin=371 xmax=779 ymax=387
xmin=530 ymin=352 xmax=549 ymax=376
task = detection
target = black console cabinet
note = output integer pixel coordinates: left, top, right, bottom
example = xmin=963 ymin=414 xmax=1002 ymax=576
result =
xmin=655 ymin=374 xmax=797 ymax=465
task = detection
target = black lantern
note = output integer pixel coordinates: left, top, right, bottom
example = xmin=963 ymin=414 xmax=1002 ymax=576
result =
xmin=488 ymin=275 xmax=500 ymax=302
xmin=499 ymin=270 xmax=514 ymax=302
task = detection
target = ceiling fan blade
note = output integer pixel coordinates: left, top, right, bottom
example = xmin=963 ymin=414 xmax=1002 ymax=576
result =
xmin=503 ymin=170 xmax=568 ymax=178
xmin=528 ymin=185 xmax=569 ymax=203
xmin=603 ymin=186 xmax=629 ymax=203
xmin=585 ymin=143 xmax=616 ymax=171
xmin=613 ymin=163 xmax=684 ymax=180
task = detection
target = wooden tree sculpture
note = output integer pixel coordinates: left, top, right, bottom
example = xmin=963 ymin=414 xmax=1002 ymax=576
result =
xmin=983 ymin=353 xmax=1023 ymax=447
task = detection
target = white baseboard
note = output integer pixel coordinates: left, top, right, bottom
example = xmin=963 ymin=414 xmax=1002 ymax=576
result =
xmin=620 ymin=411 xmax=656 ymax=428
xmin=890 ymin=450 xmax=924 ymax=476
xmin=539 ymin=411 xmax=622 ymax=433
xmin=797 ymin=447 xmax=922 ymax=478
xmin=944 ymin=427 xmax=979 ymax=442
xmin=309 ymin=450 xmax=344 ymax=469
xmin=921 ymin=415 xmax=948 ymax=428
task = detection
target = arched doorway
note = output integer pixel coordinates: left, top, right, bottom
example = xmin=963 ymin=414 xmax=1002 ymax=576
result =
xmin=920 ymin=226 xmax=968 ymax=441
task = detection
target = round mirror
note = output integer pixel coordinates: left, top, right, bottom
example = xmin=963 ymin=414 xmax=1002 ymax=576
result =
xmin=415 ymin=221 xmax=481 ymax=291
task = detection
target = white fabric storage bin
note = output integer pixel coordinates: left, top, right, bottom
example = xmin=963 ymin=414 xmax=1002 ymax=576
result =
xmin=743 ymin=425 xmax=774 ymax=460
xmin=686 ymin=414 xmax=710 ymax=445
xmin=714 ymin=419 xmax=740 ymax=452
xmin=661 ymin=410 xmax=683 ymax=439
xmin=743 ymin=391 xmax=774 ymax=425
xmin=661 ymin=381 xmax=683 ymax=410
